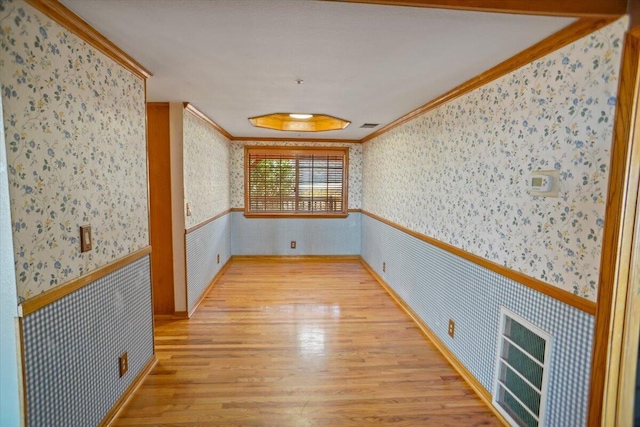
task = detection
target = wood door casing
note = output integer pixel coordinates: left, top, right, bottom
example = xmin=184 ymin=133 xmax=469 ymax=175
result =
xmin=147 ymin=103 xmax=175 ymax=315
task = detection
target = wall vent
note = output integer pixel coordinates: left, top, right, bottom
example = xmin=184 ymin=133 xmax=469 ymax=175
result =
xmin=360 ymin=123 xmax=379 ymax=128
xmin=493 ymin=307 xmax=552 ymax=427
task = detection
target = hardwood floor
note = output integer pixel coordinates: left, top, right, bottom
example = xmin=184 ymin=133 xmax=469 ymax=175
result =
xmin=114 ymin=258 xmax=501 ymax=426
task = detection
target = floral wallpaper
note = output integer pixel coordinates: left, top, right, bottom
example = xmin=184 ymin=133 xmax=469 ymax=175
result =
xmin=183 ymin=110 xmax=230 ymax=228
xmin=230 ymin=140 xmax=362 ymax=209
xmin=0 ymin=0 xmax=149 ymax=302
xmin=363 ymin=18 xmax=627 ymax=302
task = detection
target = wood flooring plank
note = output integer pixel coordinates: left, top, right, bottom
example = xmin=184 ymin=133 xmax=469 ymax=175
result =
xmin=113 ymin=258 xmax=500 ymax=426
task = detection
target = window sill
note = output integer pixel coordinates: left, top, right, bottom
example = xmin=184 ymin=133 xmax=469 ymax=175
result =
xmin=243 ymin=212 xmax=349 ymax=219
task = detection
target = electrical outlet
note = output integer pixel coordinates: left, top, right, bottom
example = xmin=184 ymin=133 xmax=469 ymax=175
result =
xmin=448 ymin=319 xmax=455 ymax=338
xmin=217 ymin=254 xmax=220 ymax=264
xmin=119 ymin=352 xmax=128 ymax=377
xmin=80 ymin=225 xmax=92 ymax=252
xmin=291 ymin=241 xmax=296 ymax=249
xmin=186 ymin=202 xmax=192 ymax=217
xmin=382 ymin=262 xmax=386 ymax=272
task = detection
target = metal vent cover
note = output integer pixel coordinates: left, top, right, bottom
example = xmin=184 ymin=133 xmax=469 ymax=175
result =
xmin=493 ymin=307 xmax=553 ymax=427
xmin=359 ymin=123 xmax=379 ymax=128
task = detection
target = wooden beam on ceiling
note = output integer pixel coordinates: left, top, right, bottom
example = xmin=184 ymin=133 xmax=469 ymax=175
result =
xmin=322 ymin=0 xmax=627 ymax=18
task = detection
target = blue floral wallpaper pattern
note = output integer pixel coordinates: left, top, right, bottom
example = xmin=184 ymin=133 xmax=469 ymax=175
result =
xmin=183 ymin=109 xmax=230 ymax=228
xmin=0 ymin=0 xmax=149 ymax=302
xmin=363 ymin=18 xmax=627 ymax=302
xmin=229 ymin=140 xmax=363 ymax=209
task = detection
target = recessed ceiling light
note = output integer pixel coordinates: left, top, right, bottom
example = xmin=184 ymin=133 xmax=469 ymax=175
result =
xmin=249 ymin=113 xmax=350 ymax=132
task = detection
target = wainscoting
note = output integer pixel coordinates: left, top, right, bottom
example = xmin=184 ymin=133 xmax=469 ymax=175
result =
xmin=231 ymin=211 xmax=361 ymax=256
xmin=361 ymin=214 xmax=594 ymax=426
xmin=185 ymin=213 xmax=232 ymax=313
xmin=21 ymin=255 xmax=154 ymax=426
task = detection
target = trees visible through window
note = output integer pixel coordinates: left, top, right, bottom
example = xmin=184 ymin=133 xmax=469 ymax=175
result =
xmin=244 ymin=147 xmax=348 ymax=217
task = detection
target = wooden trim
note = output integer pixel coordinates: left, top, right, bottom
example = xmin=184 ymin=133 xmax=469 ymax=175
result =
xmin=322 ymin=0 xmax=626 ymax=18
xmin=244 ymin=146 xmax=349 ymax=217
xmin=185 ymin=209 xmax=232 ymax=234
xmin=589 ymin=26 xmax=640 ymax=427
xmin=183 ymin=102 xmax=233 ymax=140
xmin=615 ymin=185 xmax=640 ymax=426
xmin=359 ymin=257 xmax=509 ymax=426
xmin=361 ymin=17 xmax=619 ymax=143
xmin=245 ymin=146 xmax=350 ymax=156
xmin=231 ymin=137 xmax=362 ymax=144
xmin=243 ymin=213 xmax=350 ymax=219
xmin=100 ymin=356 xmax=157 ymax=427
xmin=361 ymin=210 xmax=597 ymax=315
xmin=234 ymin=208 xmax=394 ymax=215
xmin=20 ymin=246 xmax=152 ymax=316
xmin=154 ymin=311 xmax=189 ymax=320
xmin=231 ymin=255 xmax=361 ymax=262
xmin=147 ymin=102 xmax=175 ymax=316
xmin=24 ymin=0 xmax=151 ymax=79
xmin=187 ymin=258 xmax=233 ymax=317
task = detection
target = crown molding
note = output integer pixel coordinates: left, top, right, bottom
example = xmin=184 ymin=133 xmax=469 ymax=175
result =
xmin=361 ymin=17 xmax=619 ymax=143
xmin=24 ymin=0 xmax=152 ymax=79
xmin=323 ymin=0 xmax=627 ymax=18
xmin=183 ymin=102 xmax=233 ymax=140
xmin=231 ymin=136 xmax=362 ymax=144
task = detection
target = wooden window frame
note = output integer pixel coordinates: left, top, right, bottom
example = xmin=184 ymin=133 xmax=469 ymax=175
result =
xmin=244 ymin=146 xmax=349 ymax=218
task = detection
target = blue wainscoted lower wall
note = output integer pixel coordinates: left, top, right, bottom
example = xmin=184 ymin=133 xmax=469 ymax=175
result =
xmin=22 ymin=255 xmax=154 ymax=427
xmin=186 ymin=213 xmax=232 ymax=313
xmin=231 ymin=211 xmax=361 ymax=255
xmin=361 ymin=214 xmax=594 ymax=427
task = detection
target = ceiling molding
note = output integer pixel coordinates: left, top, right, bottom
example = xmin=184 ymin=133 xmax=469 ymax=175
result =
xmin=24 ymin=0 xmax=152 ymax=79
xmin=183 ymin=102 xmax=233 ymax=140
xmin=322 ymin=0 xmax=627 ymax=18
xmin=231 ymin=137 xmax=362 ymax=144
xmin=184 ymin=104 xmax=364 ymax=144
xmin=361 ymin=17 xmax=619 ymax=143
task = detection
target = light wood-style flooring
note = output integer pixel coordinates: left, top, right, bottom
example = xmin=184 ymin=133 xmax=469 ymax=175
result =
xmin=114 ymin=258 xmax=501 ymax=426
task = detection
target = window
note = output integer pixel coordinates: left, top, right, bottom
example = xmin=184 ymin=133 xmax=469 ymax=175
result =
xmin=244 ymin=146 xmax=349 ymax=217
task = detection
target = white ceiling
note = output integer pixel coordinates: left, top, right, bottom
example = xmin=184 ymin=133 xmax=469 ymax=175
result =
xmin=60 ymin=0 xmax=574 ymax=140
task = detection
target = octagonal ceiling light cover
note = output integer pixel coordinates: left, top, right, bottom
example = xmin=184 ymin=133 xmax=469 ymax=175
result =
xmin=248 ymin=113 xmax=351 ymax=132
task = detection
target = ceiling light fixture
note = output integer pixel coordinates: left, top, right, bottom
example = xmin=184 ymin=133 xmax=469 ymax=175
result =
xmin=249 ymin=113 xmax=350 ymax=132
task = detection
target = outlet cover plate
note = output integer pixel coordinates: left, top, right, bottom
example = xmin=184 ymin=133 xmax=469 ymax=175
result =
xmin=119 ymin=352 xmax=128 ymax=378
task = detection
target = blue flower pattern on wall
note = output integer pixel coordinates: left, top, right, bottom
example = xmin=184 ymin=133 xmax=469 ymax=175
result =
xmin=363 ymin=18 xmax=626 ymax=302
xmin=0 ymin=0 xmax=149 ymax=302
xmin=183 ymin=111 xmax=230 ymax=228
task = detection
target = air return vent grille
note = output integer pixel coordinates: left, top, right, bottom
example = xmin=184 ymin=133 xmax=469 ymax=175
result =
xmin=493 ymin=308 xmax=552 ymax=427
xmin=360 ymin=123 xmax=379 ymax=128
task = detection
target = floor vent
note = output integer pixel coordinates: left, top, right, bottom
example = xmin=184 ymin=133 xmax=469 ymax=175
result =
xmin=493 ymin=307 xmax=552 ymax=427
xmin=360 ymin=123 xmax=379 ymax=128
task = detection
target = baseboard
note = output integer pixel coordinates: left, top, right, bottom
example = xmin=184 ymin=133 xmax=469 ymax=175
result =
xmin=188 ymin=258 xmax=233 ymax=317
xmin=359 ymin=257 xmax=510 ymax=427
xmin=231 ymin=255 xmax=361 ymax=262
xmin=100 ymin=355 xmax=157 ymax=427
xmin=154 ymin=311 xmax=188 ymax=321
